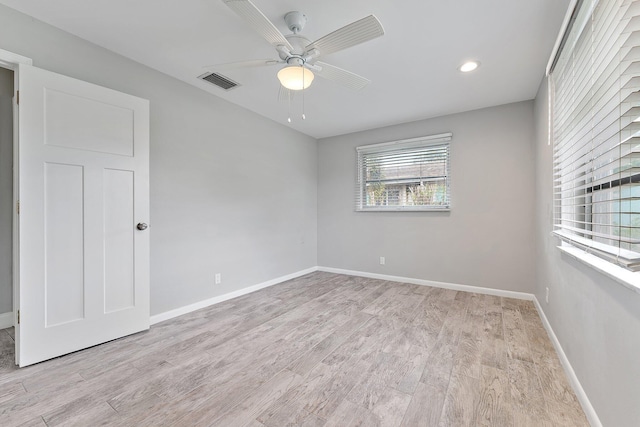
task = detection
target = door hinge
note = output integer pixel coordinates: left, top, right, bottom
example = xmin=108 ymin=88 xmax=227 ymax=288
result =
xmin=16 ymin=90 xmax=19 ymax=105
xmin=16 ymin=310 xmax=19 ymax=325
xmin=16 ymin=201 xmax=19 ymax=214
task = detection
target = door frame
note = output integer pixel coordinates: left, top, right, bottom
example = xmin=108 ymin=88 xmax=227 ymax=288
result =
xmin=0 ymin=48 xmax=33 ymax=365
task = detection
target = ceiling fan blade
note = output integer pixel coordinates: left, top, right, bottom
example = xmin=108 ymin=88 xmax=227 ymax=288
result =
xmin=222 ymin=0 xmax=293 ymax=50
xmin=313 ymin=61 xmax=371 ymax=91
xmin=203 ymin=59 xmax=282 ymax=70
xmin=305 ymin=15 xmax=384 ymax=57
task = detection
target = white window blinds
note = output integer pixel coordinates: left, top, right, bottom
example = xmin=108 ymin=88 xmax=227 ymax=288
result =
xmin=551 ymin=0 xmax=640 ymax=269
xmin=356 ymin=133 xmax=451 ymax=211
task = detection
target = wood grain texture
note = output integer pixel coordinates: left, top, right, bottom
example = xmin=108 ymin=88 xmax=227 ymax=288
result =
xmin=400 ymin=381 xmax=444 ymax=426
xmin=508 ymin=358 xmax=550 ymax=422
xmin=389 ymin=345 xmax=429 ymax=395
xmin=197 ymin=369 xmax=303 ymax=427
xmin=0 ymin=382 xmax=26 ymax=406
xmin=257 ymin=400 xmax=325 ymax=427
xmin=0 ymin=272 xmax=587 ymax=426
xmin=503 ymin=304 xmax=534 ymax=363
xmin=474 ymin=365 xmax=511 ymax=426
xmin=369 ymin=386 xmax=412 ymax=426
xmin=14 ymin=416 xmax=47 ymax=427
xmin=42 ymin=400 xmax=118 ymax=427
xmin=439 ymin=372 xmax=483 ymax=426
xmin=325 ymin=398 xmax=380 ymax=427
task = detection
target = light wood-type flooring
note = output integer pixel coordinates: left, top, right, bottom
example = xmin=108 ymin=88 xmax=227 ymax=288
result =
xmin=0 ymin=272 xmax=588 ymax=426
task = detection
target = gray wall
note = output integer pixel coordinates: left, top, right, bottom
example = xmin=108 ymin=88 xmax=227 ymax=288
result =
xmin=0 ymin=5 xmax=318 ymax=316
xmin=534 ymin=78 xmax=640 ymax=426
xmin=317 ymin=101 xmax=536 ymax=293
xmin=0 ymin=67 xmax=12 ymax=314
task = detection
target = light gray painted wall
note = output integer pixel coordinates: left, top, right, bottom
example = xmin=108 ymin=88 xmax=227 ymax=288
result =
xmin=0 ymin=67 xmax=12 ymax=314
xmin=318 ymin=101 xmax=536 ymax=293
xmin=0 ymin=4 xmax=318 ymax=316
xmin=534 ymin=77 xmax=640 ymax=426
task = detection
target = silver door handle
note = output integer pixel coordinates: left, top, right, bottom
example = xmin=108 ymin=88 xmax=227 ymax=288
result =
xmin=137 ymin=223 xmax=148 ymax=231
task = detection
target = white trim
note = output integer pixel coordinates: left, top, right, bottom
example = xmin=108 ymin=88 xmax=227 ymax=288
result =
xmin=0 ymin=48 xmax=32 ymax=70
xmin=317 ymin=266 xmax=534 ymax=301
xmin=356 ymin=132 xmax=452 ymax=153
xmin=546 ymin=0 xmax=580 ymax=75
xmin=533 ymin=297 xmax=602 ymax=427
xmin=150 ymin=266 xmax=318 ymax=325
xmin=151 ymin=265 xmax=534 ymax=325
xmin=0 ymin=312 xmax=14 ymax=329
xmin=557 ymin=245 xmax=640 ymax=295
xmin=553 ymin=229 xmax=640 ymax=266
xmin=0 ymin=48 xmax=26 ymax=349
xmin=357 ymin=207 xmax=451 ymax=213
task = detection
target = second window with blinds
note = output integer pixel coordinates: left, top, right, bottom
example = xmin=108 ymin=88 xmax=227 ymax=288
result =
xmin=356 ymin=133 xmax=451 ymax=211
xmin=551 ymin=0 xmax=640 ymax=270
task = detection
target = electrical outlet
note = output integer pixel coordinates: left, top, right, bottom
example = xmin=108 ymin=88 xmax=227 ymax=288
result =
xmin=215 ymin=273 xmax=221 ymax=285
xmin=380 ymin=256 xmax=385 ymax=265
xmin=545 ymin=287 xmax=549 ymax=304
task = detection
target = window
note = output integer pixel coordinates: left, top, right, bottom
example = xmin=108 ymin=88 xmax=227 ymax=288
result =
xmin=356 ymin=133 xmax=451 ymax=211
xmin=551 ymin=0 xmax=640 ymax=270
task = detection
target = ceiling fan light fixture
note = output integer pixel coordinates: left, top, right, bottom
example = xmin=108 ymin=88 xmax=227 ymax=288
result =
xmin=277 ymin=66 xmax=314 ymax=90
xmin=459 ymin=60 xmax=480 ymax=73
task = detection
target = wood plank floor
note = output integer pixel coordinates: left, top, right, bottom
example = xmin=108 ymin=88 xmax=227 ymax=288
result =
xmin=0 ymin=272 xmax=588 ymax=426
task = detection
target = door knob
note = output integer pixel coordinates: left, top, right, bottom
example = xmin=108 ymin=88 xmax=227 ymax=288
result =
xmin=137 ymin=223 xmax=148 ymax=231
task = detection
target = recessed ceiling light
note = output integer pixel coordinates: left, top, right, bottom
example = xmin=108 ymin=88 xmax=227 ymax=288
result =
xmin=459 ymin=61 xmax=480 ymax=73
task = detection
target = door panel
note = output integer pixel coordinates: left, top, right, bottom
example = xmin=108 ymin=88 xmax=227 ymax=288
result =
xmin=17 ymin=63 xmax=150 ymax=367
xmin=44 ymin=87 xmax=135 ymax=156
xmin=44 ymin=162 xmax=85 ymax=327
xmin=104 ymin=168 xmax=135 ymax=313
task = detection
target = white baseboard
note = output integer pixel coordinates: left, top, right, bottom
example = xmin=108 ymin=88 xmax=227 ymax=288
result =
xmin=0 ymin=311 xmax=14 ymax=329
xmin=533 ymin=297 xmax=601 ymax=427
xmin=317 ymin=266 xmax=535 ymax=301
xmin=150 ymin=266 xmax=319 ymax=325
xmin=152 ymin=266 xmax=533 ymax=325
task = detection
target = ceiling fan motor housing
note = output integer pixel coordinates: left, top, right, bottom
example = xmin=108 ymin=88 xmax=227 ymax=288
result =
xmin=280 ymin=34 xmax=313 ymax=60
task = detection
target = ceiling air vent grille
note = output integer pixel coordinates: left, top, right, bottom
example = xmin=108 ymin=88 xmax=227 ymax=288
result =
xmin=198 ymin=72 xmax=239 ymax=90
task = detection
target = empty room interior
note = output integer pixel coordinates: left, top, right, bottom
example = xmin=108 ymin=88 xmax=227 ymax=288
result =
xmin=0 ymin=0 xmax=639 ymax=426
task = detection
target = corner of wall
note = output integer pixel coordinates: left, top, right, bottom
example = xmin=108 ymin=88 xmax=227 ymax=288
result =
xmin=0 ymin=311 xmax=13 ymax=329
xmin=532 ymin=297 xmax=602 ymax=426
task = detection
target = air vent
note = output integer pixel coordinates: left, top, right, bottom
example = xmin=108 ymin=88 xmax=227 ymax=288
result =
xmin=198 ymin=72 xmax=239 ymax=90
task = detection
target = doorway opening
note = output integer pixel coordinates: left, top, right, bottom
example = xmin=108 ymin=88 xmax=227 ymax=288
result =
xmin=0 ymin=67 xmax=14 ymax=332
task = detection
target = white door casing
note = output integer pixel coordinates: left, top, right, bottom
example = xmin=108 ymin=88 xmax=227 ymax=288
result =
xmin=16 ymin=63 xmax=150 ymax=367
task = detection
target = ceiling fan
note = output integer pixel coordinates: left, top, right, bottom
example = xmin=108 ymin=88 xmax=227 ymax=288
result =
xmin=209 ymin=0 xmax=385 ymax=92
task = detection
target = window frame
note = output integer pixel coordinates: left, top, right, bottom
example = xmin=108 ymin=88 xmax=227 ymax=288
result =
xmin=355 ymin=133 xmax=452 ymax=212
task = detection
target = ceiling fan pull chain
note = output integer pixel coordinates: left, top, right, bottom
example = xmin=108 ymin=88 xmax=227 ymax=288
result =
xmin=288 ymin=89 xmax=292 ymax=123
xmin=302 ymin=69 xmax=306 ymax=120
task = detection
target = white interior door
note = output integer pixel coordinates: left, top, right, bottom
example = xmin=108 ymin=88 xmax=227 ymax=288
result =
xmin=16 ymin=63 xmax=150 ymax=367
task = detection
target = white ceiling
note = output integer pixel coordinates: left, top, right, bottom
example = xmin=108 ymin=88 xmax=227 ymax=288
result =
xmin=0 ymin=0 xmax=570 ymax=139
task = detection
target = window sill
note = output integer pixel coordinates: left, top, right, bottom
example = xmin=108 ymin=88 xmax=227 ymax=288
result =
xmin=557 ymin=244 xmax=640 ymax=295
xmin=356 ymin=207 xmax=451 ymax=212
